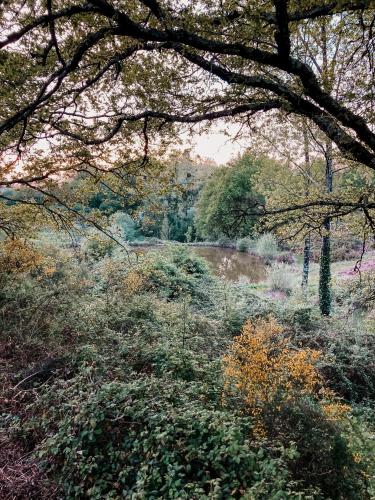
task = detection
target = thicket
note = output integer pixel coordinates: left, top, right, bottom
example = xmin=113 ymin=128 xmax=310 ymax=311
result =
xmin=1 ymin=239 xmax=374 ymax=499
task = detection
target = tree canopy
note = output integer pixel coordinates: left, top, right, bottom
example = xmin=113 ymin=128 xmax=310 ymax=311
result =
xmin=196 ymin=154 xmax=263 ymax=239
xmin=0 ymin=0 xmax=374 ymax=233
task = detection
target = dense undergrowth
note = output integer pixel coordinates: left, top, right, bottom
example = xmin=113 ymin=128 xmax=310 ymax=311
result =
xmin=0 ymin=238 xmax=374 ymax=499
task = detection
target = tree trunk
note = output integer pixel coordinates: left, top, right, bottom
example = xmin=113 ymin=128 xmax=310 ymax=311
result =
xmin=302 ymin=234 xmax=311 ymax=288
xmin=302 ymin=118 xmax=311 ymax=289
xmin=319 ymin=141 xmax=333 ymax=315
xmin=318 ymin=21 xmax=333 ymax=316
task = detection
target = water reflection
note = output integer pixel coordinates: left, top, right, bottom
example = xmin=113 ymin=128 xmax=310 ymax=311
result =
xmin=192 ymin=247 xmax=266 ymax=283
xmin=132 ymin=245 xmax=266 ymax=283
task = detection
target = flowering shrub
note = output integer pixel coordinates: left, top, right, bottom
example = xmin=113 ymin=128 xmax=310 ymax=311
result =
xmin=222 ymin=317 xmax=368 ymax=497
xmin=123 ymin=269 xmax=148 ymax=296
xmin=223 ymin=317 xmax=321 ymax=429
xmin=223 ymin=317 xmax=354 ymax=432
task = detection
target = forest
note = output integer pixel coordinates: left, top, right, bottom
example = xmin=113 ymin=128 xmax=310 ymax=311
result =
xmin=0 ymin=1 xmax=375 ymax=499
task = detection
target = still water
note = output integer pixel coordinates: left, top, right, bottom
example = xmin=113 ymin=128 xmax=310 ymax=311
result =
xmin=132 ymin=245 xmax=266 ymax=284
xmin=192 ymin=247 xmax=266 ymax=283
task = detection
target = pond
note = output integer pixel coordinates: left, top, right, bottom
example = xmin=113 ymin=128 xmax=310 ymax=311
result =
xmin=132 ymin=245 xmax=266 ymax=284
xmin=192 ymin=247 xmax=266 ymax=283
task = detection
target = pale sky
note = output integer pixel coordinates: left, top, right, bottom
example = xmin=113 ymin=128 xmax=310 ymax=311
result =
xmin=191 ymin=132 xmax=245 ymax=165
xmin=186 ymin=123 xmax=251 ymax=165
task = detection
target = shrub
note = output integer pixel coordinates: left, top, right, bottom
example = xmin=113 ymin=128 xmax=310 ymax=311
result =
xmin=267 ymin=263 xmax=296 ymax=295
xmin=266 ymin=397 xmax=368 ymax=499
xmin=0 ymin=237 xmax=47 ymax=274
xmin=185 ymin=225 xmax=194 ymax=243
xmin=109 ymin=211 xmax=139 ymax=242
xmin=318 ymin=327 xmax=375 ymax=403
xmin=217 ymin=235 xmax=232 ymax=247
xmin=166 ymin=245 xmax=209 ymax=276
xmin=2 ymin=236 xmax=374 ymax=500
xmin=223 ymin=317 xmax=321 ymax=429
xmin=255 ymin=233 xmax=278 ymax=260
xmin=83 ymin=235 xmax=115 ymax=260
xmin=0 ymin=261 xmax=91 ymax=348
xmin=284 ymin=306 xmax=317 ymax=332
xmin=236 ymin=237 xmax=251 ymax=252
xmin=37 ymin=378 xmax=306 ymax=499
xmin=223 ymin=317 xmax=369 ymax=498
xmin=337 ymin=272 xmax=375 ymax=313
xmin=276 ymin=252 xmax=295 ymax=265
xmin=287 ymin=314 xmax=375 ymax=404
xmin=129 ymin=246 xmax=214 ymax=303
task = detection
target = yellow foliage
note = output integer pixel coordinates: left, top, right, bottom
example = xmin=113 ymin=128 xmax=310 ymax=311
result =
xmin=223 ymin=317 xmax=320 ymax=407
xmin=0 ymin=238 xmax=59 ymax=277
xmin=321 ymin=401 xmax=351 ymax=422
xmin=223 ymin=317 xmax=349 ymax=434
xmin=123 ymin=270 xmax=147 ymax=296
xmin=0 ymin=238 xmax=44 ymax=274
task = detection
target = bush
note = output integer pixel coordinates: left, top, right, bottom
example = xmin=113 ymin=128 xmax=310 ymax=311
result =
xmin=319 ymin=327 xmax=375 ymax=403
xmin=37 ymin=378 xmax=307 ymax=499
xmin=83 ymin=235 xmax=115 ymax=261
xmin=217 ymin=235 xmax=232 ymax=247
xmin=223 ymin=317 xmax=321 ymax=424
xmin=236 ymin=237 xmax=252 ymax=252
xmin=286 ymin=312 xmax=375 ymax=404
xmin=130 ymin=245 xmax=215 ymax=303
xmin=109 ymin=211 xmax=140 ymax=242
xmin=267 ymin=263 xmax=296 ymax=295
xmin=284 ymin=306 xmax=317 ymax=332
xmin=255 ymin=233 xmax=278 ymax=260
xmin=223 ymin=317 xmax=369 ymax=498
xmin=0 ymin=260 xmax=92 ymax=348
xmin=2 ymin=235 xmax=374 ymax=499
xmin=337 ymin=272 xmax=375 ymax=313
xmin=266 ymin=397 xmax=368 ymax=499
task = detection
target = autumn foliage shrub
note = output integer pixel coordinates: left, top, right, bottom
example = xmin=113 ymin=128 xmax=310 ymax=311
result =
xmin=0 ymin=237 xmax=51 ymax=275
xmin=223 ymin=317 xmax=321 ymax=427
xmin=223 ymin=317 xmax=369 ymax=498
xmin=223 ymin=317 xmax=353 ymax=429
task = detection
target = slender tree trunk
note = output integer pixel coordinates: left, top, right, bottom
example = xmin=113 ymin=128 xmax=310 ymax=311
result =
xmin=302 ymin=235 xmax=311 ymax=288
xmin=318 ymin=20 xmax=333 ymax=316
xmin=302 ymin=119 xmax=311 ymax=288
xmin=319 ymin=141 xmax=333 ymax=315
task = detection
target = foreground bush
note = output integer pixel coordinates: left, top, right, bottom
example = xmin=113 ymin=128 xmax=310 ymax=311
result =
xmin=37 ymin=377 xmax=308 ymax=499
